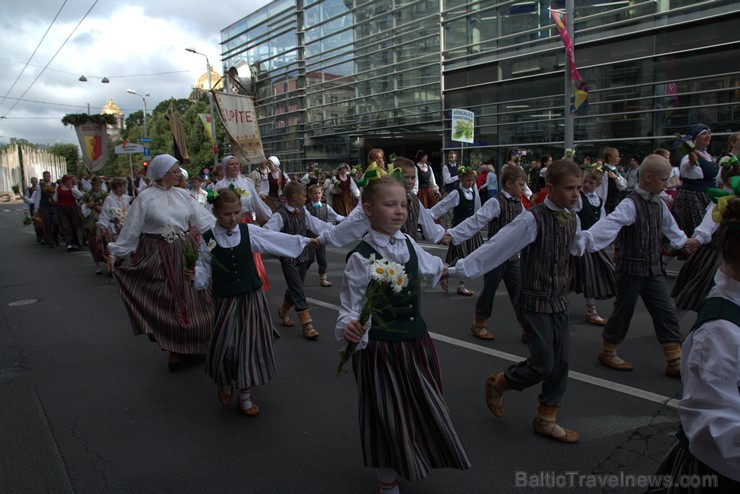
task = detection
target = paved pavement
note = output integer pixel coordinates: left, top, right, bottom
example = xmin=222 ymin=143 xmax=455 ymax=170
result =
xmin=0 ymin=202 xmax=694 ymax=493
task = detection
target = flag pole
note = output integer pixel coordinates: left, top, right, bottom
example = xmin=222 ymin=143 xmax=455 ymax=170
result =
xmin=564 ymin=0 xmax=575 ymax=150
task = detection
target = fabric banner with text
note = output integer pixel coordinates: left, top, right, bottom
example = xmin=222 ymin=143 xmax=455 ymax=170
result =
xmin=74 ymin=123 xmax=108 ymax=172
xmin=213 ymin=92 xmax=265 ymax=165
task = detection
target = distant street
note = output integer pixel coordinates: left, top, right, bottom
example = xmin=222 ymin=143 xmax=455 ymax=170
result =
xmin=0 ymin=201 xmax=693 ymax=493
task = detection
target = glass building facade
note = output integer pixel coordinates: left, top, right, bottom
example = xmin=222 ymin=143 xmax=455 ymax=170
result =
xmin=221 ymin=0 xmax=740 ymax=171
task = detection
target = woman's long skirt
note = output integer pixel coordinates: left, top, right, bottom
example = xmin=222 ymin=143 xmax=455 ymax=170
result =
xmin=570 ymin=249 xmax=617 ymax=300
xmin=206 ymin=289 xmax=279 ymax=389
xmin=672 ymin=188 xmax=710 ymax=238
xmin=113 ymin=235 xmax=214 ymax=354
xmin=671 ymin=244 xmax=718 ymax=312
xmin=648 ymin=441 xmax=738 ymax=493
xmin=417 ymin=187 xmax=438 ymax=210
xmin=332 ymin=190 xmax=356 ymax=217
xmin=57 ymin=205 xmax=84 ymax=246
xmin=352 ymin=333 xmax=470 ymax=481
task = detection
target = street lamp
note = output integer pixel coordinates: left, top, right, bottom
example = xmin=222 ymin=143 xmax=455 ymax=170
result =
xmin=126 ymin=89 xmax=150 ymax=138
xmin=79 ymin=75 xmax=110 ymax=83
xmin=186 ymin=47 xmax=219 ymax=167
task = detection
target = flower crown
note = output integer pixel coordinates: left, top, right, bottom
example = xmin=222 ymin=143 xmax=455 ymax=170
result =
xmin=206 ymin=183 xmax=249 ymax=204
xmin=721 ymin=156 xmax=739 ymax=174
xmin=707 ymin=175 xmax=740 ymax=230
xmin=356 ymin=162 xmax=404 ymax=187
xmin=458 ymin=165 xmax=478 ymax=176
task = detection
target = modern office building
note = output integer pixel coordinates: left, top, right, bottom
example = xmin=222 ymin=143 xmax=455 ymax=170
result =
xmin=220 ymin=0 xmax=740 ymax=171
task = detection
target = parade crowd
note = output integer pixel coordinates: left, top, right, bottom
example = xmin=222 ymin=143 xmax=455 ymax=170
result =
xmin=19 ymin=125 xmax=739 ymax=492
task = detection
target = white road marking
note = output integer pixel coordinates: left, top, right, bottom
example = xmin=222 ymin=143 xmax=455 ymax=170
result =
xmin=307 ymin=297 xmax=679 ymax=409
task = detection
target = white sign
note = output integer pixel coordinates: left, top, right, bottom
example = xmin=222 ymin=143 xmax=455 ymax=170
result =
xmin=114 ymin=143 xmax=145 ymax=155
xmin=213 ymin=92 xmax=265 ymax=164
xmin=451 ymin=108 xmax=475 ymax=144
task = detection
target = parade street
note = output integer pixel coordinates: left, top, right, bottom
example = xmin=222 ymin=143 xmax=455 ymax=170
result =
xmin=0 ymin=202 xmax=690 ymax=494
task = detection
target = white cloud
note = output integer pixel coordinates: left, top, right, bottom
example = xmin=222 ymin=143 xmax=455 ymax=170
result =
xmin=0 ymin=0 xmax=265 ymax=145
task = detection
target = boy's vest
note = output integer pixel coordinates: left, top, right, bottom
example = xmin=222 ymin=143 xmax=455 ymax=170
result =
xmin=277 ymin=208 xmax=311 ymax=264
xmin=617 ymin=192 xmax=662 ymax=276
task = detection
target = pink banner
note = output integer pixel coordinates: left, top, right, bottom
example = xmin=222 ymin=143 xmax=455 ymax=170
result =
xmin=550 ymin=9 xmax=589 ymax=112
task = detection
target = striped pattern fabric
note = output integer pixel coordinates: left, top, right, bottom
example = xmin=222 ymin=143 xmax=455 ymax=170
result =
xmin=206 ymin=288 xmax=279 ymax=389
xmin=277 ymin=208 xmax=310 ymax=264
xmin=445 ymin=232 xmax=483 ymax=266
xmin=519 ymin=204 xmax=576 ymax=313
xmin=651 ymin=441 xmax=739 ymax=493
xmin=113 ymin=235 xmax=214 ymax=354
xmin=352 ymin=332 xmax=470 ymax=481
xmin=570 ymin=249 xmax=616 ymax=300
xmin=672 ymin=188 xmax=710 ymax=239
xmin=488 ymin=195 xmax=523 ymax=238
xmin=401 ymin=193 xmax=420 ymax=240
xmin=618 ymin=194 xmax=662 ymax=276
xmin=671 ymin=243 xmax=719 ymax=312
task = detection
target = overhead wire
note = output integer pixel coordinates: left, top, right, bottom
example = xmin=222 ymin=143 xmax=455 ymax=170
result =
xmin=0 ymin=0 xmax=68 ymax=109
xmin=1 ymin=0 xmax=100 ymax=119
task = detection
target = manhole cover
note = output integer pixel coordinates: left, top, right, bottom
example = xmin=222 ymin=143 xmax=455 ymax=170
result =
xmin=8 ymin=299 xmax=39 ymax=306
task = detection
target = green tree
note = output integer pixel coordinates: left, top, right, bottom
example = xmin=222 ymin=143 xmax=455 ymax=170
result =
xmin=47 ymin=143 xmax=82 ymax=176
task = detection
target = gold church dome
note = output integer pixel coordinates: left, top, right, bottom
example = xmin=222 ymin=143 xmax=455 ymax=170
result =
xmin=195 ymin=69 xmax=224 ymax=90
xmin=101 ymin=97 xmax=123 ymax=115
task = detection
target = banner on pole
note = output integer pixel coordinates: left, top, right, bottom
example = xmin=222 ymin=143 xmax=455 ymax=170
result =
xmin=213 ymin=92 xmax=265 ymax=164
xmin=550 ymin=9 xmax=589 ymax=112
xmin=74 ymin=123 xmax=108 ymax=172
xmin=166 ymin=112 xmax=190 ymax=164
xmin=198 ymin=113 xmax=215 ymax=144
xmin=451 ymin=108 xmax=475 ymax=144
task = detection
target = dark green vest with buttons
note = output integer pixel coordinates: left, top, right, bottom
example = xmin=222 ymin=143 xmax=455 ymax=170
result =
xmin=451 ymin=187 xmax=475 ymax=227
xmin=202 ymin=224 xmax=262 ymax=298
xmin=347 ymin=238 xmax=427 ymax=341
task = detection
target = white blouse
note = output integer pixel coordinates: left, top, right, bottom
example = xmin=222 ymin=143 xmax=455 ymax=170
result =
xmin=430 ymin=187 xmax=481 ymax=220
xmin=107 ymin=185 xmax=216 ymax=257
xmin=96 ymin=193 xmax=132 ymax=236
xmin=335 ymin=229 xmax=445 ymax=349
xmin=214 ymin=175 xmax=272 ymax=222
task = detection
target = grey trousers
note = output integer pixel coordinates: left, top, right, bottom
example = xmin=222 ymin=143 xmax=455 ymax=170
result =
xmin=603 ymin=273 xmax=681 ymax=345
xmin=475 ymin=258 xmax=522 ymax=324
xmin=281 ymin=260 xmax=312 ymax=312
xmin=505 ymin=309 xmax=570 ymax=407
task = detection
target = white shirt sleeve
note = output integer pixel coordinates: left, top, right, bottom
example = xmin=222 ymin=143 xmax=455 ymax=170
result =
xmin=248 ymin=223 xmax=311 ymax=256
xmin=442 ymin=165 xmax=451 ymax=185
xmin=263 ymin=213 xmax=284 ymax=232
xmin=305 ymin=211 xmax=332 ymax=237
xmin=32 ymin=187 xmax=41 ymax=209
xmin=449 ymin=212 xmax=537 ymax=279
xmin=107 ymin=194 xmax=147 ymax=257
xmin=416 ymin=201 xmax=445 ymax=243
xmin=319 ymin=203 xmax=369 ymax=247
xmin=692 ymin=203 xmax=718 ymax=245
xmin=412 ymin=173 xmax=419 ymax=195
xmin=349 ymin=178 xmax=360 ymax=199
xmin=429 ymin=168 xmax=440 ymax=194
xmin=326 ymin=205 xmax=344 ymax=223
xmin=448 ymin=197 xmax=501 ymax=245
xmin=680 ymin=154 xmax=704 ymax=179
xmin=193 ymin=240 xmax=212 ymax=291
xmin=335 ymin=252 xmax=371 ymax=349
xmin=411 ymin=238 xmax=445 ymax=287
xmin=430 ymin=190 xmax=459 ymax=219
xmin=583 ymin=199 xmax=637 ymax=252
xmin=244 ymin=179 xmax=273 ymax=221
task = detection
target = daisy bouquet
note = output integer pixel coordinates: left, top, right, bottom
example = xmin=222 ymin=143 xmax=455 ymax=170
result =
xmin=336 ymin=255 xmax=409 ymax=376
xmin=511 ymin=148 xmax=528 ymax=166
xmin=163 ymin=225 xmax=200 ymax=269
xmin=673 ymin=132 xmax=696 ymax=156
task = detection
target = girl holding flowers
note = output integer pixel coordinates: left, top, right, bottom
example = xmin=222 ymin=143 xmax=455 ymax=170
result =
xmin=186 ymin=188 xmax=313 ymax=416
xmin=336 ymin=177 xmax=470 ymax=493
xmin=97 ymin=177 xmax=131 ymax=244
xmin=79 ymin=176 xmax=108 ymax=274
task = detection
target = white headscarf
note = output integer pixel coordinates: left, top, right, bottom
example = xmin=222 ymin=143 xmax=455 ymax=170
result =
xmin=268 ymin=156 xmax=280 ymax=168
xmin=147 ymin=154 xmax=179 ymax=181
xmin=180 ymin=168 xmax=189 ymax=180
xmin=221 ymin=155 xmax=237 ymax=169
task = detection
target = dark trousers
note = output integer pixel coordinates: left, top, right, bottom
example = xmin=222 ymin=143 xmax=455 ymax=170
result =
xmin=40 ymin=206 xmax=59 ymax=246
xmin=281 ymin=259 xmax=312 ymax=312
xmin=310 ymin=245 xmax=328 ymax=275
xmin=603 ymin=273 xmax=681 ymax=345
xmin=475 ymin=258 xmax=522 ymax=324
xmin=57 ymin=205 xmax=84 ymax=247
xmin=505 ymin=309 xmax=570 ymax=407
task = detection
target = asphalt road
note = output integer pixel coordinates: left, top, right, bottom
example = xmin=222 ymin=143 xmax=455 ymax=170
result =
xmin=0 ymin=201 xmax=694 ymax=493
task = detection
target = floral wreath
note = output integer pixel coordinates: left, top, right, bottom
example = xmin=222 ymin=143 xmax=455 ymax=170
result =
xmin=720 ymin=155 xmax=739 ymax=174
xmin=707 ymin=175 xmax=740 ymax=230
xmin=206 ymin=183 xmax=249 ymax=204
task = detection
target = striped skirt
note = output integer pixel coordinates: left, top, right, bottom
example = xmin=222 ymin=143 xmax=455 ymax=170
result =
xmin=649 ymin=441 xmax=739 ymax=493
xmin=446 ymin=232 xmax=483 ymax=267
xmin=113 ymin=235 xmax=214 ymax=354
xmin=671 ymin=244 xmax=718 ymax=312
xmin=86 ymin=230 xmax=106 ymax=262
xmin=206 ymin=289 xmax=279 ymax=389
xmin=569 ymin=249 xmax=617 ymax=300
xmin=352 ymin=333 xmax=471 ymax=481
xmin=672 ymin=188 xmax=710 ymax=238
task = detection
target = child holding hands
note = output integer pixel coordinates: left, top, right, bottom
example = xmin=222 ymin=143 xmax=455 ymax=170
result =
xmin=187 ymin=188 xmax=313 ymax=416
xmin=337 ymin=177 xmax=470 ymax=493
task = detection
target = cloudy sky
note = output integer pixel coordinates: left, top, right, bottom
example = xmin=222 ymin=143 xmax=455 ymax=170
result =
xmin=0 ymin=0 xmax=266 ymax=146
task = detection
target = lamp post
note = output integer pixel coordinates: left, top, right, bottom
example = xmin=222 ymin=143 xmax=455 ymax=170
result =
xmin=126 ymin=89 xmax=149 ymax=138
xmin=186 ymin=47 xmax=219 ymax=167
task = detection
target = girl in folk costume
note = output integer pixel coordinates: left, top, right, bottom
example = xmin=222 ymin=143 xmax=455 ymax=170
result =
xmin=337 ymin=177 xmax=470 ymax=493
xmin=106 ymin=155 xmax=216 ymax=371
xmin=672 ymin=123 xmax=719 ymax=238
xmin=650 ymin=197 xmax=740 ymax=492
xmin=326 ymin=163 xmax=360 ymax=217
xmin=186 ymin=189 xmax=313 ymax=416
xmin=412 ymin=150 xmax=440 ymax=209
xmin=214 ymin=155 xmax=274 ymax=290
xmin=265 ymin=155 xmax=290 ymax=212
xmin=671 ymin=157 xmax=740 ymax=321
xmin=97 ymin=177 xmax=132 ymax=244
xmin=430 ymin=168 xmax=482 ymax=296
xmin=54 ymin=175 xmax=84 ymax=251
xmin=79 ymin=176 xmax=108 ymax=274
xmin=571 ymin=167 xmax=616 ymax=326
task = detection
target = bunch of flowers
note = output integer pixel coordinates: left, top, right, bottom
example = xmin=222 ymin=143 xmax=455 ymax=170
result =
xmin=511 ymin=148 xmax=528 ymax=166
xmin=336 ymin=255 xmax=409 ymax=376
xmin=707 ymin=176 xmax=740 ymax=229
xmin=163 ymin=225 xmax=200 ymax=269
xmin=110 ymin=207 xmax=127 ymax=231
xmin=673 ymin=132 xmax=696 ymax=156
xmin=331 ymin=177 xmax=342 ymax=194
xmin=564 ymin=147 xmax=577 ymax=159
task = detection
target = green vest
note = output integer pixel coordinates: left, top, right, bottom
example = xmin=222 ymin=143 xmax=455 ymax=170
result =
xmin=347 ymin=238 xmax=427 ymax=341
xmin=203 ymin=224 xmax=262 ymax=298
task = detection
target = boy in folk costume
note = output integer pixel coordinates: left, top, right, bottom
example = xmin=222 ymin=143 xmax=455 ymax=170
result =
xmin=447 ymin=165 xmax=528 ymax=341
xmin=450 ymin=160 xmax=587 ymax=443
xmin=583 ymin=155 xmax=700 ymax=377
xmin=305 ymin=184 xmax=345 ymax=287
xmin=264 ymin=181 xmax=331 ymax=339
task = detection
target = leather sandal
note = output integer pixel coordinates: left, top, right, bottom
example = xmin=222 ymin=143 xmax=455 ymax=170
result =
xmin=533 ymin=417 xmax=580 ymax=444
xmin=471 ymin=325 xmax=494 ymax=340
xmin=457 ymin=286 xmax=475 ymax=296
xmin=440 ymin=278 xmax=449 ymax=293
xmin=585 ymin=314 xmax=608 ymax=326
xmin=376 ymin=478 xmax=398 ymax=493
xmin=597 ymin=352 xmax=634 ymax=371
xmin=485 ymin=372 xmax=506 ymax=417
xmin=217 ymin=385 xmax=233 ymax=407
xmin=303 ymin=328 xmax=319 ymax=340
xmin=238 ymin=397 xmax=260 ymax=417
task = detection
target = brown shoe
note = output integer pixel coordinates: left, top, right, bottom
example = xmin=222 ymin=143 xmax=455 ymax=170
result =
xmin=585 ymin=314 xmax=608 ymax=326
xmin=471 ymin=316 xmax=494 ymax=340
xmin=597 ymin=352 xmax=635 ymax=371
xmin=217 ymin=385 xmax=233 ymax=407
xmin=298 ymin=310 xmax=319 ymax=340
xmin=319 ymin=274 xmax=332 ymax=287
xmin=664 ymin=365 xmax=681 ymax=378
xmin=533 ymin=417 xmax=580 ymax=444
xmin=238 ymin=398 xmax=260 ymax=416
xmin=278 ymin=300 xmax=294 ymax=327
xmin=485 ymin=372 xmax=507 ymax=417
xmin=457 ymin=286 xmax=475 ymax=296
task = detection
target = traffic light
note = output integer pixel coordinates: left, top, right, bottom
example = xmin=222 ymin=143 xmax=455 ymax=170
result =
xmin=143 ymin=160 xmax=149 ymax=168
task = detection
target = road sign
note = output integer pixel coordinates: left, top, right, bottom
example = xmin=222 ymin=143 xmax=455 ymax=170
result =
xmin=138 ymin=137 xmax=152 ymax=143
xmin=114 ymin=143 xmax=145 ymax=155
xmin=143 ymin=148 xmax=151 ymax=157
